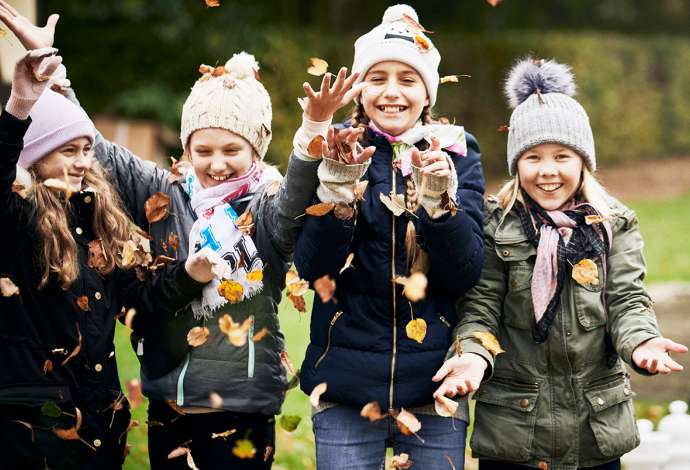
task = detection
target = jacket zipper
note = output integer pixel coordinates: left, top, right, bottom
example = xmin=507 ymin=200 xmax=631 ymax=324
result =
xmin=248 ymin=315 xmax=255 ymax=378
xmin=315 ymin=311 xmax=343 ymax=369
xmin=175 ymin=352 xmax=191 ymax=406
xmin=389 ymin=164 xmax=398 ymax=412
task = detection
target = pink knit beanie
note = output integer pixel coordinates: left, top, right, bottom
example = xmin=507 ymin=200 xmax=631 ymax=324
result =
xmin=18 ymin=90 xmax=95 ymax=169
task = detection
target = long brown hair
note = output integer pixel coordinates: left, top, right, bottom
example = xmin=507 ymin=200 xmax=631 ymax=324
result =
xmin=29 ymin=161 xmax=137 ymax=289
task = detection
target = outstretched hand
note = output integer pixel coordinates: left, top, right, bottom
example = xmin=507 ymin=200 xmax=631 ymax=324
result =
xmin=0 ymin=1 xmax=58 ymax=50
xmin=411 ymin=135 xmax=451 ymax=177
xmin=319 ymin=126 xmax=375 ymax=165
xmin=432 ymin=353 xmax=487 ymax=399
xmin=632 ymin=337 xmax=687 ymax=374
xmin=302 ymin=67 xmax=366 ymax=122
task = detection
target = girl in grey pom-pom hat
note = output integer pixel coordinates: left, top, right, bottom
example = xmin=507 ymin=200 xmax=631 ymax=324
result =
xmin=446 ymin=56 xmax=687 ymax=470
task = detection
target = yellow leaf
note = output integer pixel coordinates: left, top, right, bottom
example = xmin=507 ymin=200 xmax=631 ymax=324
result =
xmin=472 ymin=331 xmax=505 ymax=357
xmin=232 ymin=439 xmax=257 ymax=459
xmin=246 ymin=270 xmax=263 ymax=283
xmin=307 ymin=57 xmax=329 ymax=76
xmin=285 ymin=270 xmax=309 ymax=296
xmin=235 ymin=210 xmax=255 ymax=236
xmin=405 ymin=318 xmax=427 ymax=344
xmin=307 ymin=135 xmax=326 ymax=157
xmin=572 ymin=258 xmax=599 ymax=287
xmin=186 ymin=326 xmax=210 ymax=347
xmin=218 ymin=314 xmax=252 ymax=347
xmin=434 ymin=394 xmax=458 ymax=417
xmin=360 ymin=402 xmax=386 ymax=422
xmin=395 ymin=272 xmax=428 ymax=302
xmin=217 ymin=279 xmax=244 ymax=303
xmin=354 ymin=180 xmax=369 ymax=202
xmin=414 ymin=34 xmax=431 ymax=52
xmin=205 ymin=0 xmax=220 ymax=7
xmin=252 ymin=327 xmax=269 ymax=342
xmin=305 ymin=202 xmax=336 ymax=217
xmin=310 ymin=382 xmax=328 ymax=408
xmin=0 ymin=277 xmax=19 ymax=297
xmin=380 ymin=192 xmax=406 ymax=217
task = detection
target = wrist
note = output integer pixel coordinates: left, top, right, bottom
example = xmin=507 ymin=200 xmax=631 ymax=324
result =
xmin=293 ymin=114 xmax=333 ymax=159
xmin=5 ymin=93 xmax=37 ymax=121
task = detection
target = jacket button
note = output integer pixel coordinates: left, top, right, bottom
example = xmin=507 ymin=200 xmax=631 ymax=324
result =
xmin=84 ymin=195 xmax=92 ymax=203
xmin=93 ymin=438 xmax=102 ymax=448
xmin=94 ymin=363 xmax=103 ymax=372
xmin=75 ymin=227 xmax=83 ymax=235
xmin=596 ymin=397 xmax=605 ymax=406
xmin=502 ymin=250 xmax=510 ymax=256
xmin=566 ymin=331 xmax=572 ymax=336
xmin=95 ymin=292 xmax=102 ymax=300
xmin=519 ymin=399 xmax=530 ymax=408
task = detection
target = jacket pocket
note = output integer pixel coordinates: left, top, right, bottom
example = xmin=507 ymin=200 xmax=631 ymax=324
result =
xmin=573 ymin=278 xmax=607 ymax=331
xmin=471 ymin=376 xmax=540 ymax=462
xmin=584 ymin=374 xmax=639 ymax=457
xmin=503 ymin=264 xmax=534 ymax=330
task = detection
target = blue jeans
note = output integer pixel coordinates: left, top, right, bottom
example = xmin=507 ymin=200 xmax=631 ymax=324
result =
xmin=313 ymin=405 xmax=467 ymax=470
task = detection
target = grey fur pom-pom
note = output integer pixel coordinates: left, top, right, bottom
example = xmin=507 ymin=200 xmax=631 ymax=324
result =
xmin=504 ymin=57 xmax=576 ymax=109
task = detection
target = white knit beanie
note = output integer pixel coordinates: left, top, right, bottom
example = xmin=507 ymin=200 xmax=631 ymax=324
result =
xmin=505 ymin=57 xmax=595 ymax=176
xmin=180 ymin=52 xmax=272 ymax=159
xmin=352 ymin=4 xmax=440 ymax=106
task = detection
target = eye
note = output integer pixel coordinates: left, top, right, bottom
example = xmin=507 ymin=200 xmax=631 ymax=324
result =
xmin=367 ymin=76 xmax=384 ymax=83
xmin=523 ymin=154 xmax=539 ymax=161
xmin=555 ymin=153 xmax=571 ymax=160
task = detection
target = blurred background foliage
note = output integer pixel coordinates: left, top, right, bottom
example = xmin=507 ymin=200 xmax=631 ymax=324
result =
xmin=42 ymin=0 xmax=690 ymax=176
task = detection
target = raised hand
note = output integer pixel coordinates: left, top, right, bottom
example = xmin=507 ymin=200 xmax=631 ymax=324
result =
xmin=0 ymin=1 xmax=59 ymax=50
xmin=411 ymin=135 xmax=451 ymax=177
xmin=321 ymin=126 xmax=375 ymax=165
xmin=6 ymin=48 xmax=62 ymax=120
xmin=184 ymin=248 xmax=219 ymax=284
xmin=432 ymin=353 xmax=487 ymax=399
xmin=302 ymin=67 xmax=366 ymax=122
xmin=632 ymin=337 xmax=687 ymax=374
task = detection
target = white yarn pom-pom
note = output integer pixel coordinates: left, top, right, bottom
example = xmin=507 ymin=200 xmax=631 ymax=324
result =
xmin=382 ymin=4 xmax=418 ymax=24
xmin=225 ymin=52 xmax=259 ymax=80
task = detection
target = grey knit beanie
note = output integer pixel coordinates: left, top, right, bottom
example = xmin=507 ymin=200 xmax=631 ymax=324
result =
xmin=505 ymin=57 xmax=595 ymax=176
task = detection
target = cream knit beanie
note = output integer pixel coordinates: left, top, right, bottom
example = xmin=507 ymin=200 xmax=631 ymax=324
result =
xmin=180 ymin=52 xmax=272 ymax=158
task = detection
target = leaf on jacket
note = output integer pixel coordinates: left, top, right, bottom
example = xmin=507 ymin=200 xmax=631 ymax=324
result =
xmin=144 ymin=192 xmax=171 ymax=224
xmin=279 ymin=414 xmax=302 ymax=432
xmin=264 ymin=180 xmax=281 ymax=198
xmin=414 ymin=34 xmax=431 ymax=52
xmin=305 ymin=202 xmax=336 ymax=217
xmin=307 ymin=57 xmax=328 ymax=76
xmin=339 ymin=253 xmax=355 ymax=275
xmin=211 ymin=428 xmax=237 ymax=439
xmin=52 ymin=406 xmax=82 ymax=441
xmin=235 ymin=210 xmax=255 ymax=236
xmin=360 ymin=402 xmax=386 ymax=422
xmin=395 ymin=272 xmax=428 ymax=302
xmin=41 ymin=402 xmax=63 ymax=418
xmin=454 ymin=335 xmax=462 ymax=356
xmin=187 ymin=326 xmax=210 ymax=347
xmin=166 ymin=400 xmax=187 ymax=415
xmin=11 ymin=182 xmax=27 ymax=199
xmin=395 ymin=408 xmax=422 ymax=436
xmin=218 ymin=314 xmax=252 ymax=347
xmin=314 ymin=275 xmax=336 ymax=303
xmin=120 ymin=240 xmax=137 ymax=267
xmin=246 ymin=269 xmax=264 ymax=283
xmin=405 ymin=318 xmax=427 ymax=344
xmin=434 ymin=394 xmax=458 ymax=418
xmin=0 ymin=277 xmax=19 ymax=297
xmin=310 ymin=382 xmax=328 ymax=407
xmin=252 ymin=327 xmax=269 ymax=343
xmin=307 ymin=135 xmax=326 ymax=157
xmin=168 ymin=233 xmax=180 ymax=254
xmin=127 ymin=378 xmax=143 ymax=408
xmin=204 ymin=0 xmax=221 ymax=7
xmin=43 ymin=359 xmax=54 ymax=374
xmin=288 ymin=293 xmax=307 ymax=313
xmin=402 ymin=12 xmax=433 ymax=33
xmin=472 ymin=331 xmax=505 ymax=357
xmin=538 ymin=461 xmax=549 ymax=470
xmin=232 ymin=439 xmax=257 ymax=459
xmin=61 ymin=323 xmax=82 ymax=367
xmin=486 ymin=0 xmax=503 ymax=6
xmin=121 ymin=231 xmax=154 ymax=268
xmin=280 ymin=350 xmax=296 ymax=375
xmin=334 ymin=202 xmax=355 ymax=220
xmin=87 ymin=239 xmax=108 ymax=273
xmin=380 ymin=192 xmax=407 ymax=217
xmin=218 ymin=280 xmax=245 ymax=303
xmin=584 ymin=214 xmax=608 ymax=225
xmin=354 ymin=180 xmax=369 ymax=202
xmin=168 ymin=445 xmax=200 ymax=470
xmin=572 ymin=258 xmax=599 ymax=287
xmin=76 ymin=295 xmax=90 ymax=312
xmin=209 ymin=392 xmax=224 ymax=409
xmin=440 ymin=191 xmax=457 ymax=216
xmin=391 ymin=453 xmax=414 ymax=469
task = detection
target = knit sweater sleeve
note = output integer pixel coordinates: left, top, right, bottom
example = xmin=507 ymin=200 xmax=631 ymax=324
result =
xmin=0 ymin=110 xmax=32 ymax=224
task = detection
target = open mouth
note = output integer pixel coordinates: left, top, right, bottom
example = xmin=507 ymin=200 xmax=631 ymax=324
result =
xmin=536 ymin=183 xmax=563 ymax=193
xmin=376 ymin=105 xmax=408 ymax=114
xmin=209 ymin=174 xmax=232 ymax=182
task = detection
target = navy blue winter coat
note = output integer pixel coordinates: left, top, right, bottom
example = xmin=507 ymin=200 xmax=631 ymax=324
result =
xmin=295 ymin=127 xmax=485 ymax=410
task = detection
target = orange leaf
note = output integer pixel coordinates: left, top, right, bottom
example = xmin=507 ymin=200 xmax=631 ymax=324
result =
xmin=187 ymin=326 xmax=210 ymax=347
xmin=307 ymin=135 xmax=326 ymax=158
xmin=87 ymin=239 xmax=108 ymax=272
xmin=405 ymin=318 xmax=427 ymax=344
xmin=287 ymin=293 xmax=307 ymax=313
xmin=305 ymin=202 xmax=336 ymax=217
xmin=360 ymin=402 xmax=386 ymax=422
xmin=310 ymin=382 xmax=328 ymax=407
xmin=0 ymin=277 xmax=19 ymax=297
xmin=76 ymin=296 xmax=90 ymax=312
xmin=252 ymin=327 xmax=269 ymax=342
xmin=144 ymin=192 xmax=171 ymax=224
xmin=434 ymin=394 xmax=458 ymax=417
xmin=11 ymin=182 xmax=27 ymax=199
xmin=486 ymin=0 xmax=503 ymax=6
xmin=235 ymin=210 xmax=255 ymax=236
xmin=43 ymin=359 xmax=54 ymax=374
xmin=585 ymin=214 xmax=608 ymax=225
xmin=53 ymin=425 xmax=80 ymax=441
xmin=218 ymin=314 xmax=252 ymax=347
xmin=314 ymin=275 xmax=336 ymax=303
xmin=396 ymin=408 xmax=422 ymax=436
xmin=217 ymin=279 xmax=245 ymax=303
xmin=572 ymin=258 xmax=599 ymax=287
xmin=204 ymin=0 xmax=221 ymax=7
xmin=307 ymin=57 xmax=328 ymax=76
xmin=285 ymin=270 xmax=309 ymax=296
xmin=472 ymin=331 xmax=505 ymax=357
xmin=246 ymin=270 xmax=264 ymax=283
xmin=497 ymin=125 xmax=510 ymax=132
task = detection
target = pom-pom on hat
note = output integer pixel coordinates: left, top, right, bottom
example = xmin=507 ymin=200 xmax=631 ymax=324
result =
xmin=352 ymin=4 xmax=441 ymax=106
xmin=505 ymin=57 xmax=595 ymax=176
xmin=180 ymin=52 xmax=272 ymax=159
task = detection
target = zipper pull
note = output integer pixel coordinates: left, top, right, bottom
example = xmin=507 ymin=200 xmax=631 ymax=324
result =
xmin=136 ymin=338 xmax=144 ymax=356
xmin=331 ymin=311 xmax=343 ymax=325
xmin=439 ymin=315 xmax=451 ymax=328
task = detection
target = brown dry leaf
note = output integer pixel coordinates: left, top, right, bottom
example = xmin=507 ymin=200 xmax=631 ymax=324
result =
xmin=43 ymin=359 xmax=54 ymax=374
xmin=395 ymin=272 xmax=428 ymax=302
xmin=310 ymin=382 xmax=328 ymax=407
xmin=472 ymin=331 xmax=505 ymax=357
xmin=144 ymin=192 xmax=171 ymax=224
xmin=307 ymin=135 xmax=326 ymax=158
xmin=454 ymin=335 xmax=462 ymax=356
xmin=402 ymin=12 xmax=433 ymax=33
xmin=209 ymin=392 xmax=224 ymax=409
xmin=314 ymin=275 xmax=336 ymax=303
xmin=434 ymin=395 xmax=458 ymax=418
xmin=232 ymin=439 xmax=257 ymax=459
xmin=354 ymin=180 xmax=369 ymax=202
xmin=124 ymin=308 xmax=137 ymax=330
xmin=405 ymin=318 xmax=427 ymax=344
xmin=572 ymin=258 xmax=599 ymax=287
xmin=414 ymin=34 xmax=431 ymax=52
xmin=391 ymin=453 xmax=414 ymax=469
xmin=235 ymin=210 xmax=255 ymax=236
xmin=53 ymin=424 xmax=80 ymax=441
xmin=440 ymin=191 xmax=457 ymax=216
xmin=396 ymin=408 xmax=422 ymax=436
xmin=167 ymin=156 xmax=183 ymax=184
xmin=187 ymin=326 xmax=210 ymax=347
xmin=168 ymin=447 xmax=189 ymax=460
xmin=307 ymin=57 xmax=328 ymax=76
xmin=334 ymin=202 xmax=355 ymax=220
xmin=288 ymin=293 xmax=307 ymax=313
xmin=0 ymin=277 xmax=19 ymax=297
xmin=61 ymin=323 xmax=82 ymax=367
xmin=585 ymin=214 xmax=608 ymax=225
xmin=285 ymin=270 xmax=309 ymax=296
xmin=218 ymin=280 xmax=245 ymax=303
xmin=252 ymin=327 xmax=269 ymax=342
xmin=218 ymin=314 xmax=252 ymax=347
xmin=486 ymin=0 xmax=503 ymax=6
xmin=212 ymin=428 xmax=237 ymax=439
xmin=211 ymin=65 xmax=226 ymax=77
xmin=87 ymin=239 xmax=108 ymax=272
xmin=127 ymin=378 xmax=144 ymax=408
xmin=339 ymin=253 xmax=355 ymax=275
xmin=120 ymin=240 xmax=137 ymax=267
xmin=380 ymin=192 xmax=406 ymax=217
xmin=280 ymin=351 xmax=296 ymax=375
xmin=205 ymin=0 xmax=221 ymax=7
xmin=360 ymin=402 xmax=386 ymax=422
xmin=76 ymin=296 xmax=90 ymax=312
xmin=11 ymin=182 xmax=27 ymax=199
xmin=305 ymin=202 xmax=336 ymax=217
xmin=264 ymin=180 xmax=281 ymax=198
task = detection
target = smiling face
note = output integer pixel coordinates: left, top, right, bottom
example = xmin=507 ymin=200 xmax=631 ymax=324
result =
xmin=517 ymin=143 xmax=584 ymax=211
xmin=189 ymin=128 xmax=256 ymax=188
xmin=36 ymin=137 xmax=94 ymax=192
xmin=360 ymin=61 xmax=429 ymax=136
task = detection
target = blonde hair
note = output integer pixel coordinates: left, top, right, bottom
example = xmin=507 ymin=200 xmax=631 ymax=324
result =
xmin=495 ymin=166 xmax=612 ymax=218
xmin=29 ymin=162 xmax=138 ymax=290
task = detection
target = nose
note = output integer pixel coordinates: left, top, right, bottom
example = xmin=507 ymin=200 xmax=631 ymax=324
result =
xmin=209 ymin=154 xmax=227 ymax=172
xmin=73 ymin=150 xmax=92 ymax=170
xmin=538 ymin=161 xmax=558 ymax=177
xmin=383 ymin=79 xmax=401 ymax=99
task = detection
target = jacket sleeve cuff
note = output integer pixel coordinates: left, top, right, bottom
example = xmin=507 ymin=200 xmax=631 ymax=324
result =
xmin=316 ymin=157 xmax=370 ymax=203
xmin=5 ymin=93 xmax=36 ymax=121
xmin=622 ymin=332 xmax=661 ymax=376
xmin=174 ymin=260 xmax=207 ymax=297
xmin=293 ymin=113 xmax=332 ymax=159
xmin=411 ymin=154 xmax=458 ymax=219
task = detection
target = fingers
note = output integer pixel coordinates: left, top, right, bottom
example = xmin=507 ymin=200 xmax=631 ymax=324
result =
xmin=342 ymin=81 xmax=368 ymax=105
xmin=663 ymin=339 xmax=689 ymax=354
xmin=37 ymin=55 xmax=62 ymax=79
xmin=666 ymin=356 xmax=684 ymax=372
xmin=410 ymin=147 xmax=423 ymax=168
xmin=46 ymin=13 xmax=59 ymax=31
xmin=432 ymin=361 xmax=451 ymax=382
xmin=303 ymin=82 xmax=317 ymax=100
xmin=353 ymin=146 xmax=375 ymax=165
xmin=0 ymin=0 xmax=18 ymax=16
xmin=329 ymin=67 xmax=347 ymax=94
xmin=319 ymin=72 xmax=332 ymax=96
xmin=26 ymin=47 xmax=58 ymax=61
xmin=429 ymin=135 xmax=440 ymax=152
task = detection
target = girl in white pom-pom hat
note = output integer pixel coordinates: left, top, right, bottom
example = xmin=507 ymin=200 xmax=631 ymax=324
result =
xmin=290 ymin=4 xmax=486 ymax=469
xmin=447 ymin=56 xmax=687 ymax=470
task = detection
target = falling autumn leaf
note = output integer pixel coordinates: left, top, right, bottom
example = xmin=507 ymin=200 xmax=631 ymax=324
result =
xmin=472 ymin=331 xmax=505 ymax=357
xmin=127 ymin=378 xmax=144 ymax=408
xmin=279 ymin=415 xmax=302 ymax=432
xmin=264 ymin=180 xmax=281 ymax=198
xmin=334 ymin=202 xmax=355 ymax=220
xmin=43 ymin=359 xmax=54 ymax=374
xmin=572 ymin=258 xmax=599 ymax=287
xmin=305 ymin=202 xmax=336 ymax=217
xmin=204 ymin=0 xmax=220 ymax=7
xmin=585 ymin=214 xmax=608 ymax=225
xmin=354 ymin=180 xmax=369 ymax=202
xmin=287 ymin=293 xmax=307 ymax=314
xmin=497 ymin=125 xmax=510 ymax=132
xmin=405 ymin=318 xmax=427 ymax=344
xmin=76 ymin=296 xmax=90 ymax=312
xmin=360 ymin=402 xmax=386 ymax=422
xmin=314 ymin=275 xmax=336 ymax=303
xmin=310 ymin=382 xmax=328 ymax=407
xmin=0 ymin=277 xmax=19 ymax=297
xmin=43 ymin=178 xmax=73 ymax=199
xmin=209 ymin=392 xmax=224 ymax=409
xmin=339 ymin=253 xmax=355 ymax=274
xmin=434 ymin=395 xmax=459 ymax=418
xmin=52 ymin=407 xmax=82 ymax=441
xmin=396 ymin=408 xmax=422 ymax=436
xmin=380 ymin=192 xmax=407 ymax=217
xmin=211 ymin=428 xmax=237 ymax=439
xmin=440 ymin=74 xmax=471 ymax=84
xmin=235 ymin=210 xmax=255 ymax=236
xmin=187 ymin=326 xmax=210 ymax=347
xmin=167 ymin=156 xmax=186 ymax=184
xmin=246 ymin=270 xmax=264 ymax=283
xmin=395 ymin=272 xmax=428 ymax=302
xmin=486 ymin=0 xmax=503 ymax=6
xmin=538 ymin=461 xmax=549 ymax=470
xmin=307 ymin=57 xmax=329 ymax=76
xmin=252 ymin=327 xmax=269 ymax=342
xmin=232 ymin=439 xmax=257 ymax=459
xmin=12 ymin=182 xmax=27 ymax=199
xmin=391 ymin=453 xmax=414 ymax=469
xmin=87 ymin=239 xmax=108 ymax=272
xmin=440 ymin=191 xmax=458 ymax=216
xmin=280 ymin=351 xmax=296 ymax=375
xmin=120 ymin=240 xmax=138 ymax=268
xmin=144 ymin=192 xmax=171 ymax=224
xmin=168 ymin=447 xmax=190 ymax=460
xmin=61 ymin=323 xmax=82 ymax=367
xmin=307 ymin=135 xmax=326 ymax=158
xmin=218 ymin=279 xmax=245 ymax=303
xmin=218 ymin=314 xmax=252 ymax=347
